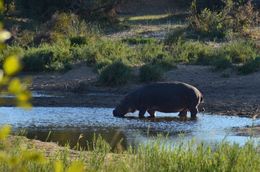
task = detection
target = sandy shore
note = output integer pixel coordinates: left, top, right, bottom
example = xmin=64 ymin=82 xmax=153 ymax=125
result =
xmin=10 ymin=64 xmax=258 ymax=118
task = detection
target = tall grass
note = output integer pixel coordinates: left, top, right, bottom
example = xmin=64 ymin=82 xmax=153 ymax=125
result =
xmin=2 ymin=133 xmax=260 ymax=172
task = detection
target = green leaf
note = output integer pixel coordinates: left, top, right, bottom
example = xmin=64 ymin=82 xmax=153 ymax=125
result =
xmin=0 ymin=125 xmax=11 ymax=140
xmin=0 ymin=30 xmax=11 ymax=42
xmin=3 ymin=56 xmax=21 ymax=76
xmin=54 ymin=160 xmax=63 ymax=172
xmin=8 ymin=78 xmax=22 ymax=94
xmin=67 ymin=161 xmax=84 ymax=172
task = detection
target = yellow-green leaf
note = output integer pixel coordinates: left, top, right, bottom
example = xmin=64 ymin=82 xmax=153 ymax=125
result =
xmin=54 ymin=160 xmax=63 ymax=172
xmin=8 ymin=78 xmax=22 ymax=94
xmin=0 ymin=30 xmax=11 ymax=42
xmin=0 ymin=1 xmax=3 ymax=11
xmin=17 ymin=102 xmax=32 ymax=109
xmin=17 ymin=91 xmax=32 ymax=102
xmin=22 ymin=151 xmax=46 ymax=164
xmin=0 ymin=151 xmax=8 ymax=161
xmin=66 ymin=161 xmax=84 ymax=172
xmin=3 ymin=56 xmax=21 ymax=76
xmin=0 ymin=125 xmax=11 ymax=140
xmin=0 ymin=70 xmax=3 ymax=81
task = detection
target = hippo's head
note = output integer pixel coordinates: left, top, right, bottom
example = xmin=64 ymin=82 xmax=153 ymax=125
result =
xmin=113 ymin=101 xmax=136 ymax=118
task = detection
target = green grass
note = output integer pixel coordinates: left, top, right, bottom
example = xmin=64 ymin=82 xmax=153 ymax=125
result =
xmin=122 ymin=37 xmax=157 ymax=45
xmin=139 ymin=64 xmax=164 ymax=82
xmin=2 ymin=133 xmax=260 ymax=172
xmin=127 ymin=14 xmax=172 ymax=21
xmin=2 ymin=11 xmax=259 ymax=82
xmin=98 ymin=61 xmax=132 ymax=86
xmin=238 ymin=56 xmax=260 ymax=75
xmin=3 ymin=34 xmax=258 ymax=79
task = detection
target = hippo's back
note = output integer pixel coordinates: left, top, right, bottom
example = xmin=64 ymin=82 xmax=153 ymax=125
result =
xmin=137 ymin=82 xmax=202 ymax=112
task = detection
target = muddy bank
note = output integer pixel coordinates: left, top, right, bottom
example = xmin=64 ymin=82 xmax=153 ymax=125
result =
xmin=233 ymin=125 xmax=260 ymax=137
xmin=17 ymin=64 xmax=259 ymax=117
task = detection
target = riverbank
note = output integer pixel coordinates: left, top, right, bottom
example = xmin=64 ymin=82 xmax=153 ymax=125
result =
xmin=22 ymin=64 xmax=260 ymax=118
xmin=4 ymin=133 xmax=260 ymax=172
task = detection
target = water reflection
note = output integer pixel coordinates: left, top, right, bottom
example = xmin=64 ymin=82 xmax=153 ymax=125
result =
xmin=0 ymin=107 xmax=259 ymax=150
xmin=25 ymin=127 xmax=128 ymax=151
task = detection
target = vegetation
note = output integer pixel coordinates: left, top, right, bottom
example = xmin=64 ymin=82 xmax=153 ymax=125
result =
xmin=188 ymin=0 xmax=259 ymax=39
xmin=238 ymin=56 xmax=260 ymax=74
xmin=1 ymin=1 xmax=260 ymax=171
xmin=2 ymin=0 xmax=259 ymax=83
xmin=139 ymin=64 xmax=164 ymax=82
xmin=122 ymin=37 xmax=157 ymax=45
xmin=2 ymin=130 xmax=260 ymax=171
xmin=98 ymin=61 xmax=132 ymax=86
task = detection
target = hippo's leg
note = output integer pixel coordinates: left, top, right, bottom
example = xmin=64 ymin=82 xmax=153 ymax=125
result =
xmin=147 ymin=109 xmax=156 ymax=118
xmin=189 ymin=106 xmax=198 ymax=119
xmin=178 ymin=109 xmax=188 ymax=118
xmin=138 ymin=108 xmax=146 ymax=118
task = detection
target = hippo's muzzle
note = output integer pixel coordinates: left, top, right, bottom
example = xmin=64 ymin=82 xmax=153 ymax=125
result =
xmin=113 ymin=109 xmax=124 ymax=118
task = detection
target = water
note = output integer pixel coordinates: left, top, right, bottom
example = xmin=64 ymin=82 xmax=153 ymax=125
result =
xmin=0 ymin=91 xmax=64 ymax=98
xmin=0 ymin=107 xmax=259 ymax=150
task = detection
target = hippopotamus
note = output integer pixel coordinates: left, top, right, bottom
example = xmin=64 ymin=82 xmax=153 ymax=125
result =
xmin=113 ymin=82 xmax=204 ymax=119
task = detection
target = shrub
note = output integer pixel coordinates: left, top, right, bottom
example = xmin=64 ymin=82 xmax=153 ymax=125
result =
xmin=188 ymin=0 xmax=259 ymax=39
xmin=137 ymin=42 xmax=171 ymax=63
xmin=70 ymin=36 xmax=88 ymax=46
xmin=212 ymin=55 xmax=232 ymax=70
xmin=23 ymin=48 xmax=52 ymax=72
xmin=99 ymin=61 xmax=132 ymax=86
xmin=194 ymin=40 xmax=258 ymax=67
xmin=33 ymin=12 xmax=96 ymax=45
xmin=95 ymin=59 xmax=113 ymax=73
xmin=164 ymin=27 xmax=186 ymax=45
xmin=0 ymin=46 xmax=25 ymax=65
xmin=23 ymin=43 xmax=73 ymax=72
xmin=171 ymin=39 xmax=214 ymax=64
xmin=139 ymin=64 xmax=164 ymax=82
xmin=150 ymin=55 xmax=176 ymax=71
xmin=219 ymin=40 xmax=257 ymax=63
xmin=238 ymin=56 xmax=260 ymax=74
xmin=122 ymin=37 xmax=157 ymax=45
xmin=12 ymin=30 xmax=35 ymax=47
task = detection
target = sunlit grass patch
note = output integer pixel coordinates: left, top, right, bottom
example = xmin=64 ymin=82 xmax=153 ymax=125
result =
xmin=127 ymin=14 xmax=173 ymax=21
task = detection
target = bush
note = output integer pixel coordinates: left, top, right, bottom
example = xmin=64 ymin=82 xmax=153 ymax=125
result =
xmin=0 ymin=46 xmax=25 ymax=65
xmin=164 ymin=27 xmax=186 ymax=45
xmin=137 ymin=42 xmax=171 ymax=63
xmin=10 ymin=0 xmax=121 ymax=20
xmin=171 ymin=39 xmax=214 ymax=64
xmin=188 ymin=0 xmax=259 ymax=39
xmin=99 ymin=61 xmax=132 ymax=86
xmin=238 ymin=56 xmax=260 ymax=74
xmin=195 ymin=40 xmax=258 ymax=67
xmin=23 ymin=43 xmax=73 ymax=72
xmin=139 ymin=64 xmax=164 ymax=82
xmin=122 ymin=37 xmax=157 ymax=45
xmin=23 ymin=48 xmax=52 ymax=72
xmin=212 ymin=55 xmax=232 ymax=70
xmin=33 ymin=12 xmax=96 ymax=45
xmin=219 ymin=40 xmax=258 ymax=63
xmin=70 ymin=36 xmax=88 ymax=46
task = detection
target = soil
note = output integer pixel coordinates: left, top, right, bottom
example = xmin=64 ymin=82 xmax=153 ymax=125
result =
xmin=233 ymin=125 xmax=260 ymax=137
xmin=24 ymin=63 xmax=260 ymax=118
xmin=8 ymin=136 xmax=117 ymax=160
